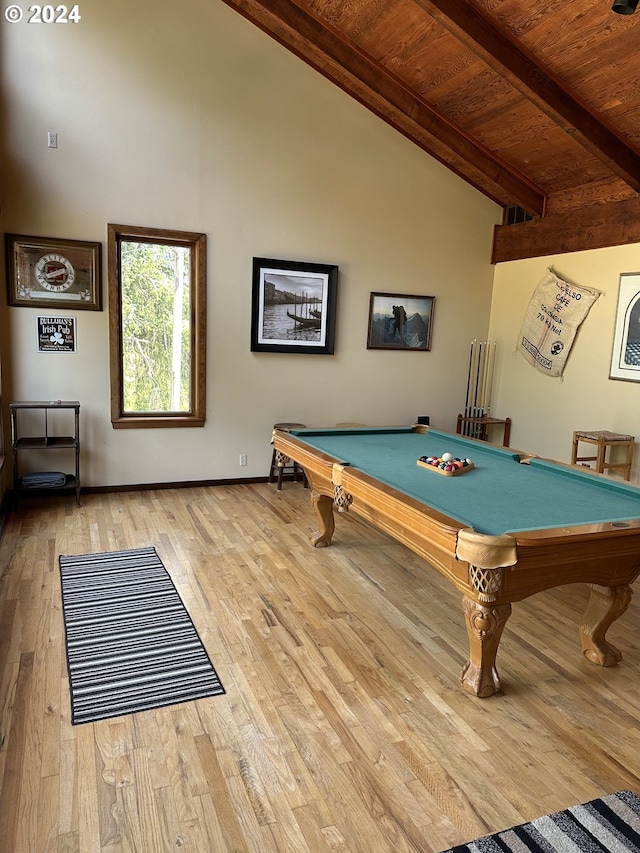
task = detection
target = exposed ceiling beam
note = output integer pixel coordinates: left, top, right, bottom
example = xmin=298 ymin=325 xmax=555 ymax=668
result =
xmin=492 ymin=196 xmax=640 ymax=262
xmin=220 ymin=0 xmax=547 ymax=214
xmin=413 ymin=0 xmax=640 ymax=193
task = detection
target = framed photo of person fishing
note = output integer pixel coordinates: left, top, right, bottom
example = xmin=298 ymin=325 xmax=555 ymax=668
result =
xmin=366 ymin=292 xmax=435 ymax=351
xmin=250 ymin=257 xmax=338 ymax=354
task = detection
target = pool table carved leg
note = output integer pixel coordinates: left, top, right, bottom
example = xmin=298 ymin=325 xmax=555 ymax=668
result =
xmin=460 ymin=597 xmax=512 ymax=697
xmin=580 ymin=583 xmax=632 ymax=666
xmin=309 ymin=492 xmax=335 ymax=548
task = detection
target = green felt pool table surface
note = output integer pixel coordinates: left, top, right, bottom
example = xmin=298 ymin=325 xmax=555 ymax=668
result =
xmin=289 ymin=426 xmax=640 ymax=536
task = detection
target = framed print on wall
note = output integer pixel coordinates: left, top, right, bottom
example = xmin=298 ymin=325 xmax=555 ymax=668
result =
xmin=250 ymin=257 xmax=338 ymax=354
xmin=367 ymin=292 xmax=435 ymax=351
xmin=36 ymin=315 xmax=77 ymax=353
xmin=609 ymin=272 xmax=640 ymax=383
xmin=5 ymin=233 xmax=102 ymax=310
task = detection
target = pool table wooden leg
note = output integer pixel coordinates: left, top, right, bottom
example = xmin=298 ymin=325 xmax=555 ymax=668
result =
xmin=460 ymin=597 xmax=512 ymax=697
xmin=580 ymin=583 xmax=632 ymax=666
xmin=309 ymin=491 xmax=336 ymax=548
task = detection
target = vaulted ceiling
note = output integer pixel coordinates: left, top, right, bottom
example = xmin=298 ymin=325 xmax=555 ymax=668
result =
xmin=221 ymin=0 xmax=640 ymax=262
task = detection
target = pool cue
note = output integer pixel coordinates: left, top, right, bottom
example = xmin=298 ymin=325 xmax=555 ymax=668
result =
xmin=473 ymin=339 xmax=482 ymax=431
xmin=463 ymin=340 xmax=475 ymax=436
xmin=468 ymin=340 xmax=480 ymax=435
xmin=474 ymin=340 xmax=483 ymax=426
xmin=479 ymin=340 xmax=486 ymax=417
xmin=485 ymin=341 xmax=496 ymax=415
xmin=479 ymin=340 xmax=494 ymax=437
xmin=479 ymin=340 xmax=491 ymax=418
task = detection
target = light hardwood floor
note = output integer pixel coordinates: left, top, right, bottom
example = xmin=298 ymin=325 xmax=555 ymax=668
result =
xmin=0 ymin=483 xmax=638 ymax=852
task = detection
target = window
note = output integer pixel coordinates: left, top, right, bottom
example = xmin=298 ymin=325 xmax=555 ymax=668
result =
xmin=504 ymin=205 xmax=533 ymax=225
xmin=107 ymin=224 xmax=206 ymax=428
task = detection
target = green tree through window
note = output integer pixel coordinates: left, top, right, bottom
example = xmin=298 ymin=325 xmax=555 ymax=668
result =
xmin=108 ymin=225 xmax=206 ymax=428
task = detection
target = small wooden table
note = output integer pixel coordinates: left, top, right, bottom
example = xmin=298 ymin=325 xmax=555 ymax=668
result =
xmin=457 ymin=414 xmax=511 ymax=446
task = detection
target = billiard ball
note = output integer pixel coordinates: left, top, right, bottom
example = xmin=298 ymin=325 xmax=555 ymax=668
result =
xmin=441 ymin=452 xmax=453 ymax=462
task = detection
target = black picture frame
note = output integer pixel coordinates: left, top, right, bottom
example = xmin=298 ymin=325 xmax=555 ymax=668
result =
xmin=251 ymin=257 xmax=338 ymax=354
xmin=36 ymin=315 xmax=77 ymax=353
xmin=367 ymin=292 xmax=435 ymax=350
xmin=609 ymin=272 xmax=640 ymax=383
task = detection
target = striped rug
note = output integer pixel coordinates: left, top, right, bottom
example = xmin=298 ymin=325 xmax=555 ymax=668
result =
xmin=441 ymin=790 xmax=640 ymax=853
xmin=59 ymin=546 xmax=225 ymax=725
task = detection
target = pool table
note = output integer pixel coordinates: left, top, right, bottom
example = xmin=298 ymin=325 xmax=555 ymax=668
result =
xmin=272 ymin=424 xmax=640 ymax=697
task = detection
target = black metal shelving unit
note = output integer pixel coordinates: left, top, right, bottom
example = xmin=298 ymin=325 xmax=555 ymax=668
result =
xmin=9 ymin=400 xmax=81 ymax=508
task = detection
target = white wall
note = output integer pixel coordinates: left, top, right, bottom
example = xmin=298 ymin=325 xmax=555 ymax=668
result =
xmin=489 ymin=245 xmax=640 ymax=481
xmin=0 ymin=0 xmax=500 ymax=487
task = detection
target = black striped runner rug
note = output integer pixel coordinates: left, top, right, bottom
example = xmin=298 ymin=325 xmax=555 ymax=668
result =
xmin=441 ymin=790 xmax=640 ymax=853
xmin=59 ymin=547 xmax=225 ymax=725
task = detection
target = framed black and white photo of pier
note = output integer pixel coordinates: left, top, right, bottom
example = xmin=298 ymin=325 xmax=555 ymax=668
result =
xmin=366 ymin=292 xmax=435 ymax=351
xmin=251 ymin=257 xmax=338 ymax=354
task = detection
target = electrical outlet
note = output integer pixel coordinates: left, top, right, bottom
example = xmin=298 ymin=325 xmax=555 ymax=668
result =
xmin=239 ymin=453 xmax=247 ymax=466
xmin=47 ymin=132 xmax=58 ymax=148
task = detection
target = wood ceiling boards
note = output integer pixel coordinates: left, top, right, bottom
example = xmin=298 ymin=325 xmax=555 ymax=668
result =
xmin=221 ymin=0 xmax=640 ymax=261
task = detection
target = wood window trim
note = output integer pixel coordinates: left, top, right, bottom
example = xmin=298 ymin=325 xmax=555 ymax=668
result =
xmin=107 ymin=223 xmax=207 ymax=429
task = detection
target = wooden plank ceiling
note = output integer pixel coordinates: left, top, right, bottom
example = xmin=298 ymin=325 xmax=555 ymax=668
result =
xmin=221 ymin=0 xmax=640 ymax=261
